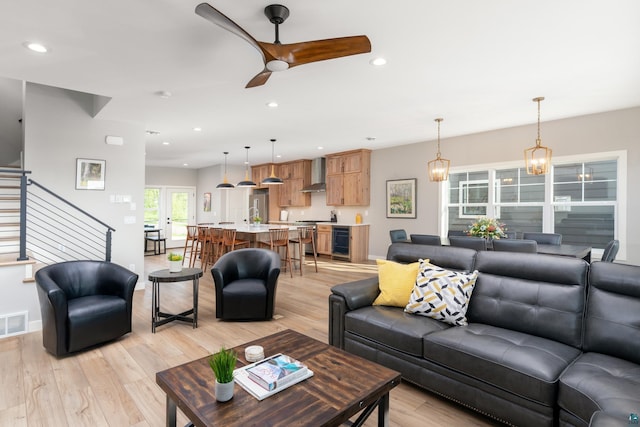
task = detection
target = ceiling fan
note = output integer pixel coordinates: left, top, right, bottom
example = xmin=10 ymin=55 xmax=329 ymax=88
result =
xmin=195 ymin=3 xmax=372 ymax=88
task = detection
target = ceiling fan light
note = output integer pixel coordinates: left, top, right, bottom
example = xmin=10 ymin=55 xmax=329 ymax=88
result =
xmin=266 ymin=60 xmax=289 ymax=72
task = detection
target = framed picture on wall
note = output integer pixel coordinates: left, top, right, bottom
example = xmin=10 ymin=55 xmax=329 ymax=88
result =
xmin=203 ymin=192 xmax=212 ymax=212
xmin=386 ymin=178 xmax=417 ymax=218
xmin=75 ymin=158 xmax=106 ymax=190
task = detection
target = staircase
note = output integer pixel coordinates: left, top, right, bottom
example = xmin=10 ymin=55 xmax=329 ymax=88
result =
xmin=0 ymin=166 xmax=21 ymax=256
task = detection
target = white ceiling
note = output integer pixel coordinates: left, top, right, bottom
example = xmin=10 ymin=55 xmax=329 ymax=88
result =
xmin=1 ymin=0 xmax=639 ymax=168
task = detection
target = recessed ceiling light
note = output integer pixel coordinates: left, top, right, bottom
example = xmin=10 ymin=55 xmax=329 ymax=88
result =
xmin=369 ymin=57 xmax=386 ymax=66
xmin=156 ymin=91 xmax=172 ymax=98
xmin=193 ymin=127 xmax=202 ymax=132
xmin=366 ymin=136 xmax=376 ymax=141
xmin=266 ymin=101 xmax=278 ymax=108
xmin=276 ymin=154 xmax=282 ymax=158
xmin=162 ymin=141 xmax=170 ymax=145
xmin=146 ymin=130 xmax=160 ymax=136
xmin=23 ymin=42 xmax=48 ymax=53
xmin=183 ymin=163 xmax=189 ymax=167
xmin=317 ymin=146 xmax=324 ymax=150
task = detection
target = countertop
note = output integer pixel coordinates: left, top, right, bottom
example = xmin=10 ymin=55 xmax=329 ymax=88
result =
xmin=269 ymin=221 xmax=370 ymax=227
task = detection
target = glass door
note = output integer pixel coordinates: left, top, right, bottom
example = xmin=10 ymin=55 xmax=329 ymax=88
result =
xmin=165 ymin=188 xmax=195 ymax=249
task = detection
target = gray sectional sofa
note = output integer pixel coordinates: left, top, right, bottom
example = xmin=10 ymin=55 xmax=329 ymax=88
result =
xmin=328 ymin=243 xmax=640 ymax=427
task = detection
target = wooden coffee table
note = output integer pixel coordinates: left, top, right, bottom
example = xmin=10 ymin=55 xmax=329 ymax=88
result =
xmin=156 ymin=329 xmax=401 ymax=426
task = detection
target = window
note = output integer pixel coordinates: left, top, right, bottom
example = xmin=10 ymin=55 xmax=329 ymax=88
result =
xmin=144 ymin=188 xmax=160 ymax=228
xmin=444 ymin=152 xmax=625 ymax=254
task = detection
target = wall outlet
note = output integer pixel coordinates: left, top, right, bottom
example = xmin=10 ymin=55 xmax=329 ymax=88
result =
xmin=129 ymin=264 xmax=135 ymax=272
xmin=365 ymin=210 xmax=369 ymax=216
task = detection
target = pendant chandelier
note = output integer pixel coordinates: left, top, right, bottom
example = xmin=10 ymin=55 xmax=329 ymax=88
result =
xmin=427 ymin=118 xmax=450 ymax=182
xmin=261 ymin=138 xmax=283 ymax=185
xmin=216 ymin=151 xmax=235 ymax=189
xmin=524 ymin=97 xmax=552 ymax=175
xmin=237 ymin=146 xmax=257 ymax=187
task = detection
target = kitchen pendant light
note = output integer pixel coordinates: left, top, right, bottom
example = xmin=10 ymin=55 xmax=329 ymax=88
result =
xmin=524 ymin=97 xmax=552 ymax=175
xmin=261 ymin=139 xmax=283 ymax=185
xmin=216 ymin=151 xmax=235 ymax=189
xmin=427 ymin=118 xmax=450 ymax=182
xmin=237 ymin=146 xmax=257 ymax=187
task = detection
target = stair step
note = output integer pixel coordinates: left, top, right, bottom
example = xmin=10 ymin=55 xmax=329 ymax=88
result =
xmin=0 ymin=222 xmax=20 ymax=227
xmin=0 ymin=185 xmax=20 ymax=189
xmin=0 ymin=209 xmax=19 ymax=213
xmin=0 ymin=196 xmax=20 ymax=201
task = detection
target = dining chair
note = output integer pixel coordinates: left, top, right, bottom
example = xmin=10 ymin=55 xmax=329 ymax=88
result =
xmin=389 ymin=229 xmax=409 ymax=243
xmin=601 ymin=239 xmax=619 ymax=262
xmin=289 ymin=226 xmax=318 ymax=275
xmin=448 ymin=235 xmax=487 ymax=251
xmin=522 ymin=232 xmax=562 ymax=245
xmin=269 ymin=228 xmax=293 ymax=278
xmin=504 ymin=231 xmax=518 ymax=239
xmin=447 ymin=230 xmax=468 ymax=237
xmin=492 ymin=238 xmax=537 ymax=253
xmin=410 ymin=234 xmax=442 ymax=246
xmin=181 ymin=225 xmax=199 ymax=266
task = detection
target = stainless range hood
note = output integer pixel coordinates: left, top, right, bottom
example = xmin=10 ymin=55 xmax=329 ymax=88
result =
xmin=301 ymin=157 xmax=326 ymax=192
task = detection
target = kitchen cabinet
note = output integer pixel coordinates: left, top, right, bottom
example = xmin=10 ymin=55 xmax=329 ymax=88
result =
xmin=325 ymin=149 xmax=371 ymax=206
xmin=316 ymin=224 xmax=333 ymax=256
xmin=278 ymin=159 xmax=311 ymax=207
xmin=251 ymin=163 xmax=276 ymax=189
xmin=316 ymin=224 xmax=370 ymax=262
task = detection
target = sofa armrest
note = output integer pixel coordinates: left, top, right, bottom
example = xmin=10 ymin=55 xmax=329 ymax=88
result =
xmin=329 ymin=276 xmax=379 ymax=349
xmin=330 ymin=276 xmax=380 ymax=310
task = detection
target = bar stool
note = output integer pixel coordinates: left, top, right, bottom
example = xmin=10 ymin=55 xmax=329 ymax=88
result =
xmin=182 ymin=225 xmax=198 ymax=266
xmin=289 ymin=226 xmax=317 ymax=275
xmin=190 ymin=226 xmax=208 ymax=268
xmin=208 ymin=227 xmax=225 ymax=266
xmin=200 ymin=227 xmax=216 ymax=271
xmin=220 ymin=229 xmax=250 ymax=256
xmin=269 ymin=228 xmax=293 ymax=278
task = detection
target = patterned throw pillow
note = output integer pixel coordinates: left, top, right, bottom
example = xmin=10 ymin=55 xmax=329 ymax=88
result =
xmin=405 ymin=259 xmax=479 ymax=326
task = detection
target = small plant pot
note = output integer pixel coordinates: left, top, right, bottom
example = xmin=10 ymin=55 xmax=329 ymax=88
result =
xmin=215 ymin=379 xmax=234 ymax=402
xmin=169 ymin=260 xmax=182 ymax=273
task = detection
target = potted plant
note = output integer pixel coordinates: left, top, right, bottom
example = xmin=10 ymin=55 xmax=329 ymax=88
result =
xmin=167 ymin=252 xmax=183 ymax=272
xmin=252 ymin=215 xmax=262 ymax=225
xmin=208 ymin=346 xmax=238 ymax=402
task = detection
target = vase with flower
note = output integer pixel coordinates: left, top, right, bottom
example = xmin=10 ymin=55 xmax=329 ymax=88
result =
xmin=467 ymin=217 xmax=507 ymax=242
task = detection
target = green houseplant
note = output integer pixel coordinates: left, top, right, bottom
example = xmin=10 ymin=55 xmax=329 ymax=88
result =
xmin=208 ymin=347 xmax=238 ymax=402
xmin=167 ymin=252 xmax=183 ymax=272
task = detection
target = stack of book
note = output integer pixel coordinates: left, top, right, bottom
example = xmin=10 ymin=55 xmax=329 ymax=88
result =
xmin=234 ymin=353 xmax=314 ymax=400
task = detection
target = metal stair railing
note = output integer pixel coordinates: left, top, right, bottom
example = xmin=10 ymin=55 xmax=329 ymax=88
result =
xmin=0 ymin=168 xmax=115 ymax=264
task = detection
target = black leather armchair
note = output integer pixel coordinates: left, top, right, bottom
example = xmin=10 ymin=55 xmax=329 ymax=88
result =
xmin=211 ymin=248 xmax=281 ymax=321
xmin=35 ymin=261 xmax=138 ymax=357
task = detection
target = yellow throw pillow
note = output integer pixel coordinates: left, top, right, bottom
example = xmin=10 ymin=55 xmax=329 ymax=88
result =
xmin=372 ymin=259 xmax=423 ymax=307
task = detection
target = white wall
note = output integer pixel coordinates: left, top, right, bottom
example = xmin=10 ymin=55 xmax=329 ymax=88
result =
xmin=145 ymin=166 xmax=197 ymax=187
xmin=369 ymin=107 xmax=640 ymax=264
xmin=22 ymin=83 xmax=146 ymax=320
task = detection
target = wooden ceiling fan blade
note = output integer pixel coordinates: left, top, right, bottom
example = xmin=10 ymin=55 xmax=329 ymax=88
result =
xmin=246 ymin=69 xmax=272 ymax=88
xmin=195 ymin=3 xmax=267 ymax=61
xmin=263 ymin=35 xmax=371 ymax=67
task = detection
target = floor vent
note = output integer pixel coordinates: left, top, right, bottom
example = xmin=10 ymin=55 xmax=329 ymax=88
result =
xmin=0 ymin=311 xmax=28 ymax=338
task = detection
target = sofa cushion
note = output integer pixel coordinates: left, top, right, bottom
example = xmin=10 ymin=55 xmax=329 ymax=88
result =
xmin=558 ymin=352 xmax=640 ymax=426
xmin=469 ymin=251 xmax=588 ymax=347
xmin=584 ymin=262 xmax=640 ymax=365
xmin=372 ymin=259 xmax=420 ymax=307
xmin=423 ymin=323 xmax=582 ymax=405
xmin=344 ymin=305 xmax=450 ymax=357
xmin=405 ymin=260 xmax=478 ymax=326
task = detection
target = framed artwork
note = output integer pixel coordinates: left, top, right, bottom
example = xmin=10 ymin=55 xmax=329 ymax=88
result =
xmin=386 ymin=178 xmax=417 ymax=218
xmin=75 ymin=158 xmax=105 ymax=190
xmin=203 ymin=192 xmax=212 ymax=212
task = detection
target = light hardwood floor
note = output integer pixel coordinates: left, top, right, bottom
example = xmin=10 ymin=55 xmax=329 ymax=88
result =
xmin=1 ymin=253 xmax=501 ymax=427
